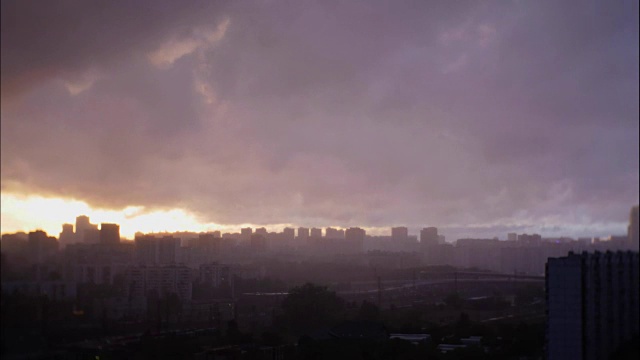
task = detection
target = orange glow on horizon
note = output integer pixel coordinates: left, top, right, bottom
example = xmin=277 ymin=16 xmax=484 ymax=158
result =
xmin=0 ymin=193 xmax=391 ymax=238
xmin=0 ymin=193 xmax=222 ymax=238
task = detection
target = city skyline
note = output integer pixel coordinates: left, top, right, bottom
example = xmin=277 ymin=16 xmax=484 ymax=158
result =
xmin=3 ymin=206 xmax=637 ymax=243
xmin=2 ymin=0 xmax=639 ymax=242
xmin=1 ymin=192 xmax=637 ymax=240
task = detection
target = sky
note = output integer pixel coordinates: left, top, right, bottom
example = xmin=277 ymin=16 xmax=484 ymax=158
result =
xmin=1 ymin=0 xmax=638 ymax=240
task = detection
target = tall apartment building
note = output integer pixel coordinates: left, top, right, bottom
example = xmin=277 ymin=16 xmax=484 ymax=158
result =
xmin=629 ymin=205 xmax=639 ymax=249
xmin=99 ymin=223 xmax=120 ymax=245
xmin=27 ymin=230 xmax=58 ymax=264
xmin=84 ymin=226 xmax=100 ymax=244
xmin=198 ymin=263 xmax=232 ymax=288
xmin=297 ymin=227 xmax=309 ymax=241
xmin=250 ymin=234 xmax=268 ymax=253
xmin=518 ymin=233 xmax=542 ymax=244
xmin=134 ymin=235 xmax=180 ymax=264
xmin=240 ymin=227 xmax=253 ymax=241
xmin=391 ymin=227 xmax=408 ymax=242
xmin=546 ymin=251 xmax=640 ymax=360
xmin=345 ymin=227 xmax=365 ymax=253
xmin=59 ymin=223 xmax=75 ymax=248
xmin=75 ymin=215 xmax=91 ymax=243
xmin=310 ymin=228 xmax=322 ymax=238
xmin=282 ymin=228 xmax=295 ymax=242
xmin=125 ymin=265 xmax=192 ymax=310
xmin=325 ymin=227 xmax=345 ymax=239
xmin=420 ymin=227 xmax=438 ymax=247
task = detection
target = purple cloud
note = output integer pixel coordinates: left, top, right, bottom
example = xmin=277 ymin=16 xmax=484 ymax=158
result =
xmin=1 ymin=0 xmax=637 ymax=239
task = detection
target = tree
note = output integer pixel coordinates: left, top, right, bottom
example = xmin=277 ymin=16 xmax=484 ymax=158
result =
xmin=281 ymin=283 xmax=345 ymax=334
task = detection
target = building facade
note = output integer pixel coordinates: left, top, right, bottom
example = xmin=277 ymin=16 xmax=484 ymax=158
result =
xmin=546 ymin=251 xmax=640 ymax=360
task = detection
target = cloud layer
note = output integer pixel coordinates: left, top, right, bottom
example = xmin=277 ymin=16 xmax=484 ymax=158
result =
xmin=2 ymin=0 xmax=638 ymax=237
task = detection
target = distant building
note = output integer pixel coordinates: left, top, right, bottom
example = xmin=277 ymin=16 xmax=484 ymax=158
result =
xmin=282 ymin=228 xmax=295 ymax=241
xmin=27 ymin=230 xmax=58 ymax=264
xmin=250 ymin=234 xmax=268 ymax=253
xmin=125 ymin=264 xmax=192 ymax=309
xmin=240 ymin=227 xmax=253 ymax=241
xmin=189 ymin=233 xmax=221 ymax=265
xmin=391 ymin=227 xmax=408 ymax=242
xmin=438 ymin=235 xmax=446 ymax=244
xmin=133 ymin=235 xmax=180 ymax=265
xmin=75 ymin=215 xmax=91 ymax=243
xmin=0 ymin=232 xmax=28 ymax=256
xmin=74 ymin=215 xmax=100 ymax=244
xmin=546 ymin=251 xmax=639 ymax=360
xmin=629 ymin=205 xmax=639 ymax=249
xmin=1 ymin=281 xmax=76 ymax=301
xmin=255 ymin=227 xmax=268 ymax=236
xmin=507 ymin=233 xmax=517 ymax=242
xmin=199 ymin=263 xmax=232 ymax=288
xmin=135 ymin=235 xmax=158 ymax=264
xmin=420 ymin=227 xmax=438 ymax=247
xmin=518 ymin=233 xmax=542 ymax=244
xmin=158 ymin=236 xmax=180 ymax=264
xmin=59 ymin=223 xmax=75 ymax=248
xmin=310 ymin=228 xmax=322 ymax=238
xmin=99 ymin=223 xmax=120 ymax=245
xmin=83 ymin=225 xmax=100 ymax=244
xmin=297 ymin=227 xmax=309 ymax=240
xmin=326 ymin=227 xmax=345 ymax=239
xmin=345 ymin=227 xmax=365 ymax=253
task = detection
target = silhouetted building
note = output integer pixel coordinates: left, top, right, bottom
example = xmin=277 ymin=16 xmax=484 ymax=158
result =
xmin=0 ymin=232 xmax=28 ymax=257
xmin=190 ymin=233 xmax=221 ymax=264
xmin=83 ymin=226 xmax=100 ymax=244
xmin=508 ymin=233 xmax=517 ymax=241
xmin=199 ymin=263 xmax=232 ymax=288
xmin=283 ymin=227 xmax=295 ymax=241
xmin=125 ymin=264 xmax=192 ymax=311
xmin=518 ymin=233 xmax=542 ymax=244
xmin=240 ymin=227 xmax=253 ymax=241
xmin=27 ymin=230 xmax=58 ymax=264
xmin=326 ymin=227 xmax=345 ymax=239
xmin=629 ymin=205 xmax=639 ymax=249
xmin=391 ymin=227 xmax=408 ymax=242
xmin=75 ymin=215 xmax=99 ymax=243
xmin=255 ymin=227 xmax=268 ymax=236
xmin=158 ymin=236 xmax=180 ymax=264
xmin=420 ymin=227 xmax=438 ymax=247
xmin=99 ymin=223 xmax=120 ymax=245
xmin=297 ymin=227 xmax=309 ymax=240
xmin=133 ymin=234 xmax=179 ymax=265
xmin=345 ymin=227 xmax=365 ymax=253
xmin=250 ymin=234 xmax=268 ymax=253
xmin=135 ymin=235 xmax=158 ymax=264
xmin=59 ymin=223 xmax=75 ymax=248
xmin=310 ymin=227 xmax=322 ymax=238
xmin=546 ymin=251 xmax=640 ymax=360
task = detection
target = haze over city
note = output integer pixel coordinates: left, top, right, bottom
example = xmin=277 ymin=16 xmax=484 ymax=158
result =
xmin=2 ymin=0 xmax=638 ymax=240
xmin=2 ymin=1 xmax=640 ymax=360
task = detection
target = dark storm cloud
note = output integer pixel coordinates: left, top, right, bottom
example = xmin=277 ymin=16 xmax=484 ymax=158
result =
xmin=1 ymin=0 xmax=228 ymax=96
xmin=1 ymin=0 xmax=637 ymax=238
